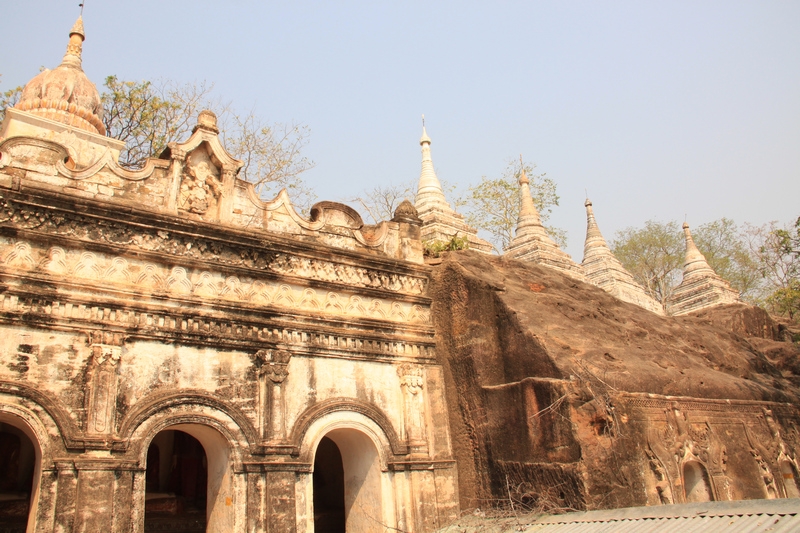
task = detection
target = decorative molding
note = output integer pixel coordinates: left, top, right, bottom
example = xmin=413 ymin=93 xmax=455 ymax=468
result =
xmin=289 ymin=397 xmax=407 ymax=458
xmin=1 ymin=239 xmax=431 ymax=325
xmin=0 ymin=192 xmax=429 ymax=298
xmin=0 ymin=290 xmax=436 ymax=359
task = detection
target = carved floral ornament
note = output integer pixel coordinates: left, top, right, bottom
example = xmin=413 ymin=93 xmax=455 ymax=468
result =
xmin=397 ymin=363 xmax=424 ymax=393
xmin=645 ymin=404 xmax=731 ymax=504
xmin=255 ymin=348 xmax=292 ymax=383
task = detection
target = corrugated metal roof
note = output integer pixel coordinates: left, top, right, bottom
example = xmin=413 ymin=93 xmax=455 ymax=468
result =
xmin=439 ymin=499 xmax=800 ymax=533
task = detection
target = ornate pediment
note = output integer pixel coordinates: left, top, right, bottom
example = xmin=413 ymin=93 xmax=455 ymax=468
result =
xmin=162 ymin=110 xmax=244 ymax=222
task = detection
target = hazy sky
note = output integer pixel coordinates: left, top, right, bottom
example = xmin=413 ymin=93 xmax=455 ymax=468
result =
xmin=2 ymin=1 xmax=798 ymax=260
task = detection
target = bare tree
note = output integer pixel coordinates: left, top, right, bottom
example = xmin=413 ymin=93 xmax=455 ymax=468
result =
xmin=350 ymin=181 xmax=415 ymax=224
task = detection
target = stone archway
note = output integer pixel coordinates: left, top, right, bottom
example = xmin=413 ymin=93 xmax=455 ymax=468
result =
xmin=683 ymin=461 xmax=713 ymax=502
xmin=313 ymin=429 xmax=384 ymax=533
xmin=297 ymin=410 xmax=397 ymax=533
xmin=142 ymin=423 xmax=235 ymax=533
xmin=0 ymin=415 xmax=42 ymax=533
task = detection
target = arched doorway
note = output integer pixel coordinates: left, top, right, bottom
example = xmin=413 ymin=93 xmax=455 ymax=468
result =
xmin=0 ymin=420 xmax=39 ymax=533
xmin=313 ymin=437 xmax=345 ymax=532
xmin=780 ymin=461 xmax=800 ymax=498
xmin=143 ymin=424 xmax=234 ymax=533
xmin=313 ymin=428 xmax=383 ymax=533
xmin=683 ymin=461 xmax=713 ymax=502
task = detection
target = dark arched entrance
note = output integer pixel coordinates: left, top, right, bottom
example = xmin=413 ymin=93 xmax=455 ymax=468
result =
xmin=0 ymin=421 xmax=37 ymax=533
xmin=144 ymin=429 xmax=207 ymax=533
xmin=313 ymin=436 xmax=346 ymax=533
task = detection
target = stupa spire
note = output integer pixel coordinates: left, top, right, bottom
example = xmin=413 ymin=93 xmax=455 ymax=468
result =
xmin=666 ymin=221 xmax=740 ymax=315
xmin=412 ymin=116 xmax=492 ymax=254
xmin=516 ymin=156 xmax=544 ymax=232
xmin=581 ymin=199 xmax=663 ymax=314
xmin=681 ymin=222 xmax=715 ymax=279
xmin=415 ymin=115 xmax=449 ymax=211
xmin=505 ymin=157 xmax=587 ymax=281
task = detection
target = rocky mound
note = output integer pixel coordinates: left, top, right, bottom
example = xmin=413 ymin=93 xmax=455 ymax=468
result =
xmin=428 ymin=251 xmax=800 ymax=511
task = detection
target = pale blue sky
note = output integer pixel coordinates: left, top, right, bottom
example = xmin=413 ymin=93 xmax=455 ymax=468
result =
xmin=2 ymin=1 xmax=798 ymax=260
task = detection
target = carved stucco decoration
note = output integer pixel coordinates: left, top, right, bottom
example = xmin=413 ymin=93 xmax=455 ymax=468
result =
xmin=164 ymin=110 xmax=243 ymax=222
xmin=0 ymin=195 xmax=427 ymax=297
xmin=255 ymin=348 xmax=292 ymax=445
xmin=397 ymin=363 xmax=428 ymax=456
xmin=1 ymin=240 xmax=431 ymax=325
xmin=646 ymin=404 xmax=729 ymax=503
xmin=178 ymin=149 xmax=224 ymax=219
xmin=84 ymin=330 xmax=124 ymax=441
xmin=745 ymin=408 xmax=800 ymax=498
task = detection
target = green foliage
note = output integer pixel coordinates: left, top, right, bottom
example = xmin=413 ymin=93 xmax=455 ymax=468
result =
xmin=423 ymin=235 xmax=470 ymax=258
xmin=767 ymin=280 xmax=800 ymax=320
xmin=0 ymin=74 xmax=23 ymax=123
xmin=749 ymin=216 xmax=800 ymax=320
xmin=102 ymin=76 xmax=217 ymax=169
xmin=462 ymin=160 xmax=564 ymax=253
xmin=611 ymin=220 xmax=684 ymax=308
xmin=611 ymin=218 xmax=765 ymax=310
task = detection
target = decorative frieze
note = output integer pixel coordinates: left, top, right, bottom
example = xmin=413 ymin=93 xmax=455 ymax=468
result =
xmin=0 ymin=240 xmax=431 ymax=325
xmin=0 ymin=193 xmax=428 ymax=297
xmin=84 ymin=331 xmax=123 ymax=437
xmin=0 ymin=291 xmax=435 ymax=359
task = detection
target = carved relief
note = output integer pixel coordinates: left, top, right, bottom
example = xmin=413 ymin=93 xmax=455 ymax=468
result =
xmin=645 ymin=405 xmax=728 ymax=503
xmin=178 ymin=154 xmax=223 ymax=219
xmin=0 ymin=238 xmax=433 ymax=326
xmin=398 ymin=363 xmax=427 ymax=455
xmin=0 ymin=195 xmax=429 ymax=297
xmin=84 ymin=331 xmax=123 ymax=437
xmin=41 ymin=246 xmax=68 ymax=274
xmin=255 ymin=348 xmax=292 ymax=443
xmin=2 ymin=242 xmax=35 ymax=270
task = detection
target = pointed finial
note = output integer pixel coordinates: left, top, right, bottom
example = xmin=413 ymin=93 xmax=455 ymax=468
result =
xmin=61 ymin=15 xmax=85 ymax=67
xmin=79 ymin=2 xmax=85 ymax=16
xmin=518 ymin=155 xmax=529 ymax=185
xmin=420 ymin=114 xmax=431 ymax=145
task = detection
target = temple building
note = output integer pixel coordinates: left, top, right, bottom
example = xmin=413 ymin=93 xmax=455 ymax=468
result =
xmin=0 ymin=18 xmax=458 ymax=533
xmin=1 ymin=14 xmax=798 ymax=533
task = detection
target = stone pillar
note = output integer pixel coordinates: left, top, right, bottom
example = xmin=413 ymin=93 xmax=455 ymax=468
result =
xmin=84 ymin=331 xmax=123 ymax=443
xmin=398 ymin=363 xmax=428 ymax=456
xmin=73 ymin=458 xmax=126 ymax=533
xmin=255 ymin=348 xmax=291 ymax=444
xmin=53 ymin=461 xmax=78 ymax=533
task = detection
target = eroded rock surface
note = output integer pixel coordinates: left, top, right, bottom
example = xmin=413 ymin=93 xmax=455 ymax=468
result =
xmin=429 ymin=251 xmax=800 ymax=511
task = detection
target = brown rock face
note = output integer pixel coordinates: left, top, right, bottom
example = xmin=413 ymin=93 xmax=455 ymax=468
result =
xmin=429 ymin=251 xmax=800 ymax=511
